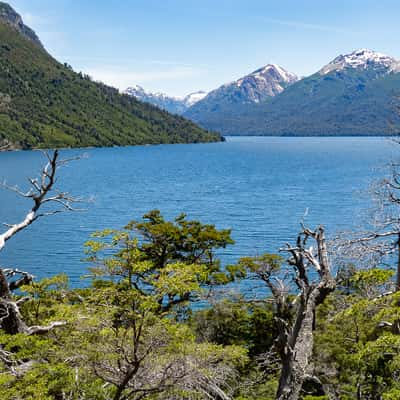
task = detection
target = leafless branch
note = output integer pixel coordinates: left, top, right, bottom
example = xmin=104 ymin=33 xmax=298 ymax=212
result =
xmin=0 ymin=150 xmax=84 ymax=252
xmin=0 ymin=150 xmax=84 ymax=336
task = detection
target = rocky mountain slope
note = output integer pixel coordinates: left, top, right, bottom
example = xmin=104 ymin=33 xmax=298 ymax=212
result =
xmin=0 ymin=2 xmax=221 ymax=150
xmin=184 ymin=64 xmax=298 ymax=129
xmin=319 ymin=48 xmax=400 ymax=75
xmin=124 ymin=85 xmax=207 ymax=115
xmin=0 ymin=2 xmax=42 ymax=47
xmin=185 ymin=49 xmax=400 ymax=136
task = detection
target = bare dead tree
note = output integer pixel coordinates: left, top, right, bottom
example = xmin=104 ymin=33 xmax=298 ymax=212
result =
xmin=335 ymin=160 xmax=400 ymax=292
xmin=0 ymin=150 xmax=81 ymax=335
xmin=278 ymin=226 xmax=336 ymax=400
xmin=240 ymin=225 xmax=336 ymax=400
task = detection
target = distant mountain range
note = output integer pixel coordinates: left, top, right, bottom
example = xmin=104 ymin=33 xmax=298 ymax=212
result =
xmin=126 ymin=64 xmax=297 ymax=117
xmin=124 ymin=85 xmax=207 ymax=115
xmin=183 ymin=64 xmax=298 ymax=131
xmin=242 ymin=48 xmax=400 ymax=136
xmin=0 ymin=2 xmax=221 ymax=150
xmin=128 ymin=49 xmax=400 ymax=136
xmin=3 ymin=0 xmax=399 ymax=143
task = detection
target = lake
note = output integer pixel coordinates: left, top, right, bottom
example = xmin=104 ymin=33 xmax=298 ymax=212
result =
xmin=0 ymin=136 xmax=397 ymax=287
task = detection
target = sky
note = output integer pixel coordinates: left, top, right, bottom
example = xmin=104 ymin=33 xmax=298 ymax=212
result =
xmin=8 ymin=0 xmax=400 ymax=97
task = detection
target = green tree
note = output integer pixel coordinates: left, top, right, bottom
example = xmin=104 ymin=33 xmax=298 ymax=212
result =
xmin=80 ymin=212 xmax=245 ymax=399
xmin=314 ymin=269 xmax=400 ymax=399
xmin=85 ymin=210 xmax=235 ymax=314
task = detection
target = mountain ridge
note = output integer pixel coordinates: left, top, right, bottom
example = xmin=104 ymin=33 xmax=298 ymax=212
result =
xmin=0 ymin=3 xmax=221 ymax=150
xmin=184 ymin=49 xmax=400 ymax=136
xmin=319 ymin=48 xmax=400 ymax=75
xmin=183 ymin=63 xmax=298 ymax=130
xmin=0 ymin=2 xmax=42 ymax=47
xmin=124 ymin=85 xmax=207 ymax=115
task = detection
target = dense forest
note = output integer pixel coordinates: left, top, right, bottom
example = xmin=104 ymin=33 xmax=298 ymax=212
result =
xmin=0 ymin=2 xmax=221 ymax=150
xmin=0 ymin=150 xmax=400 ymax=400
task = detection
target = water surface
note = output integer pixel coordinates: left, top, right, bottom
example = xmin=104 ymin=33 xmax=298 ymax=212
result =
xmin=0 ymin=137 xmax=396 ymax=286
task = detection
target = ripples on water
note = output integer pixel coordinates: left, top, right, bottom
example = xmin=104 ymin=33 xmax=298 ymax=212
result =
xmin=0 ymin=137 xmax=397 ymax=287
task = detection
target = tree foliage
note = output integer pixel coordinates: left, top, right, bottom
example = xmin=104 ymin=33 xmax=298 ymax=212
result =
xmin=2 ymin=153 xmax=400 ymax=399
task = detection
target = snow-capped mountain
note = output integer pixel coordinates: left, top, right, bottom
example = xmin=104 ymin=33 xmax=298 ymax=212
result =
xmin=126 ymin=49 xmax=400 ymax=136
xmin=183 ymin=63 xmax=298 ymax=126
xmin=319 ymin=48 xmax=400 ymax=75
xmin=184 ymin=91 xmax=207 ymax=107
xmin=184 ymin=49 xmax=400 ymax=136
xmin=124 ymin=85 xmax=207 ymax=115
xmin=194 ymin=64 xmax=298 ymax=108
xmin=233 ymin=64 xmax=298 ymax=101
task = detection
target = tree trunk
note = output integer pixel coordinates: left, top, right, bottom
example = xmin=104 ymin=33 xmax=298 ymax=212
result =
xmin=0 ymin=151 xmax=75 ymax=336
xmin=0 ymin=269 xmax=27 ymax=334
xmin=274 ymin=226 xmax=336 ymax=400
xmin=276 ymin=294 xmax=316 ymax=400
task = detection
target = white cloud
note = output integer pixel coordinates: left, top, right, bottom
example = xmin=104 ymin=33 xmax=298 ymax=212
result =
xmin=84 ymin=65 xmax=206 ymax=91
xmin=20 ymin=12 xmax=39 ymax=25
xmin=20 ymin=10 xmax=55 ymax=27
xmin=264 ymin=18 xmax=357 ymax=35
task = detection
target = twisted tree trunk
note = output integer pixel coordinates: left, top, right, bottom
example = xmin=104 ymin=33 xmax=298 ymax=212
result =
xmin=0 ymin=269 xmax=27 ymax=334
xmin=239 ymin=226 xmax=336 ymax=400
xmin=276 ymin=226 xmax=336 ymax=400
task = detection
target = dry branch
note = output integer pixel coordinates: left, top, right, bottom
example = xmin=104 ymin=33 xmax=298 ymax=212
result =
xmin=246 ymin=225 xmax=336 ymax=400
xmin=0 ymin=150 xmax=82 ymax=335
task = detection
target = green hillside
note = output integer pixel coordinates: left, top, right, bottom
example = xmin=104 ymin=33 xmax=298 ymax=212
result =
xmin=0 ymin=9 xmax=221 ymax=150
xmin=251 ymin=69 xmax=400 ymax=136
xmin=187 ymin=65 xmax=400 ymax=136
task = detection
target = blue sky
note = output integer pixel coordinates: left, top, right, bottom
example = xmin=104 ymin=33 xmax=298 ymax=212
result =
xmin=8 ymin=0 xmax=400 ymax=96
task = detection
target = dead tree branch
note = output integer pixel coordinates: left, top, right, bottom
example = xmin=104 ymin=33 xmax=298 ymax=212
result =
xmin=0 ymin=150 xmax=82 ymax=335
xmin=241 ymin=225 xmax=336 ymax=400
xmin=275 ymin=225 xmax=336 ymax=400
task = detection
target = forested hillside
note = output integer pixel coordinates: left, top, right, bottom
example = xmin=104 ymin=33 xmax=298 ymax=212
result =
xmin=0 ymin=3 xmax=221 ymax=150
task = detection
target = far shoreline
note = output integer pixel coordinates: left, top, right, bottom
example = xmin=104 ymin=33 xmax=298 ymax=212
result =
xmin=1 ymin=134 xmax=398 ymax=154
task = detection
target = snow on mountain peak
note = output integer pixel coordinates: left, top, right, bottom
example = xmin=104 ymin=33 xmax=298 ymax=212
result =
xmin=231 ymin=64 xmax=298 ymax=102
xmin=243 ymin=64 xmax=298 ymax=85
xmin=126 ymin=84 xmax=145 ymax=94
xmin=236 ymin=64 xmax=298 ymax=90
xmin=183 ymin=91 xmax=207 ymax=107
xmin=125 ymin=86 xmax=177 ymax=101
xmin=319 ymin=49 xmax=399 ymax=75
xmin=266 ymin=64 xmax=298 ymax=83
xmin=124 ymin=86 xmax=207 ymax=114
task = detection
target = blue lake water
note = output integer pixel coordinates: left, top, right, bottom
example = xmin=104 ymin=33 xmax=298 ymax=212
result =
xmin=0 ymin=136 xmax=397 ymax=287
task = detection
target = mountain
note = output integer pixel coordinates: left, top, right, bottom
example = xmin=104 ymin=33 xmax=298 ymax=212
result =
xmin=183 ymin=64 xmax=298 ymax=130
xmin=124 ymin=85 xmax=207 ymax=115
xmin=319 ymin=48 xmax=400 ymax=75
xmin=184 ymin=91 xmax=208 ymax=107
xmin=185 ymin=49 xmax=400 ymax=136
xmin=0 ymin=2 xmax=42 ymax=47
xmin=0 ymin=3 xmax=221 ymax=150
